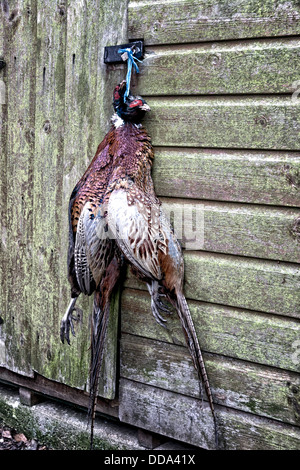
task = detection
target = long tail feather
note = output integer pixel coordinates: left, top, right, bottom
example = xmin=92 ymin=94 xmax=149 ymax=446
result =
xmin=175 ymin=292 xmax=219 ymax=449
xmin=88 ymin=295 xmax=110 ymax=450
xmin=87 ymin=254 xmax=122 ymax=450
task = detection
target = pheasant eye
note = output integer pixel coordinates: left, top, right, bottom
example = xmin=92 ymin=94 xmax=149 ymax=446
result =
xmin=129 ymin=99 xmax=143 ymax=108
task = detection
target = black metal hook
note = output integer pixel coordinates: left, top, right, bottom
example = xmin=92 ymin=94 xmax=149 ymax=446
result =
xmin=104 ymin=41 xmax=144 ymax=64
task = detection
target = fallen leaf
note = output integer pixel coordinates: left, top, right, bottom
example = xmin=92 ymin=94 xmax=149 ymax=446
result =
xmin=2 ymin=429 xmax=11 ymax=439
xmin=14 ymin=433 xmax=28 ymax=443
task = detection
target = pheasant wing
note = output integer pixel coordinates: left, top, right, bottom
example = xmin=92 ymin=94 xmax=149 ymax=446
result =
xmin=74 ymin=202 xmax=112 ymax=294
xmin=107 ymin=188 xmax=165 ymax=280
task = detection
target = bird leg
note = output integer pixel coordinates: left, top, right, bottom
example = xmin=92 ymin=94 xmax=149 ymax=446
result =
xmin=147 ymin=281 xmax=172 ymax=328
xmin=60 ymin=296 xmax=80 ymax=345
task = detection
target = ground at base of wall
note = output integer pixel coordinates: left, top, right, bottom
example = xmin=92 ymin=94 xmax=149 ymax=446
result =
xmin=0 ymin=383 xmax=196 ymax=451
xmin=0 ymin=424 xmax=49 ymax=450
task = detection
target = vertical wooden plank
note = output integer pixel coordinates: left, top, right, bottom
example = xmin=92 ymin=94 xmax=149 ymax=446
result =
xmin=30 ymin=1 xmax=68 ymax=379
xmin=58 ymin=0 xmax=105 ymax=391
xmin=0 ymin=0 xmax=37 ymax=376
xmin=59 ymin=0 xmax=128 ymax=396
xmin=0 ymin=5 xmax=7 ymax=365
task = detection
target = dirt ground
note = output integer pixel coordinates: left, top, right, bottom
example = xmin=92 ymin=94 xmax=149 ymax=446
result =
xmin=0 ymin=424 xmax=49 ymax=450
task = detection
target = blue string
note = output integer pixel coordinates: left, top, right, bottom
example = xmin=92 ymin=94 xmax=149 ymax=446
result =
xmin=118 ymin=48 xmax=142 ymax=102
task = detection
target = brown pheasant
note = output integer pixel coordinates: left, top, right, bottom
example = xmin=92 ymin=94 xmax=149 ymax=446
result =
xmin=60 ymin=80 xmax=218 ymax=449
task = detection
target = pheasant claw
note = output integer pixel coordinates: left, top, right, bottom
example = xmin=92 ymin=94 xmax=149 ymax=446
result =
xmin=60 ymin=297 xmax=79 ymax=345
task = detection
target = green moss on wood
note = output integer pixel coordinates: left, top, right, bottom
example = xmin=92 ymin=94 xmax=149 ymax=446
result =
xmin=0 ymin=386 xmax=122 ymax=450
xmin=151 ymin=149 xmax=300 ymax=207
xmin=134 ymin=39 xmax=300 ymax=96
xmin=121 ymin=285 xmax=300 ymax=372
xmin=128 ymin=0 xmax=300 ymax=45
xmin=121 ymin=333 xmax=300 ymax=426
xmin=144 ymin=96 xmax=300 ymax=150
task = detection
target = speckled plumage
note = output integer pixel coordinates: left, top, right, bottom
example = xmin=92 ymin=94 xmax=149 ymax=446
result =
xmin=61 ymin=80 xmax=217 ymax=449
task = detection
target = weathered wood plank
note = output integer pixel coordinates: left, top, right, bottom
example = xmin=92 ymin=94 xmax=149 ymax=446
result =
xmin=119 ymin=378 xmax=300 ymax=450
xmin=184 ymin=251 xmax=300 ymax=318
xmin=160 ymin=198 xmax=300 ymax=262
xmin=125 ymin=251 xmax=300 ymax=319
xmin=0 ymin=0 xmax=37 ymax=377
xmin=120 ymin=334 xmax=300 ymax=426
xmin=30 ymin=0 xmax=69 ymax=382
xmin=58 ymin=0 xmax=128 ymax=396
xmin=133 ymin=38 xmax=300 ymax=96
xmin=121 ymin=288 xmax=300 ymax=372
xmin=128 ymin=0 xmax=300 ymax=45
xmin=143 ymin=96 xmax=300 ymax=150
xmin=0 ymin=7 xmax=6 ymax=341
xmin=0 ymin=8 xmax=3 ymax=55
xmin=0 ymin=367 xmax=119 ymax=419
xmin=151 ymin=148 xmax=300 ymax=207
xmin=57 ymin=0 xmax=103 ymax=391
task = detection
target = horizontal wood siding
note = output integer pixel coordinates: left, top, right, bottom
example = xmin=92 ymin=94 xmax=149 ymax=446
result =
xmin=128 ymin=0 xmax=300 ymax=45
xmin=160 ymin=198 xmax=300 ymax=262
xmin=120 ymin=334 xmax=300 ymax=426
xmin=118 ymin=0 xmax=300 ymax=449
xmin=119 ymin=379 xmax=300 ymax=450
xmin=142 ymin=96 xmax=300 ymax=150
xmin=121 ymin=288 xmax=300 ymax=373
xmin=137 ymin=39 xmax=300 ymax=95
xmin=151 ymin=149 xmax=300 ymax=207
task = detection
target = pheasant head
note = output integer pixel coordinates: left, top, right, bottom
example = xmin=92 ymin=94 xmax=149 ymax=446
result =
xmin=112 ymin=80 xmax=150 ymax=126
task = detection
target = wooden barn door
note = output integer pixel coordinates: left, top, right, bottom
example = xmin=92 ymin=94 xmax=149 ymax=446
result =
xmin=118 ymin=0 xmax=300 ymax=450
xmin=0 ymin=0 xmax=128 ymax=399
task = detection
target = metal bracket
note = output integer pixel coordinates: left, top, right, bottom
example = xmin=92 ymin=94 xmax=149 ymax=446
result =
xmin=104 ymin=41 xmax=144 ymax=64
xmin=0 ymin=59 xmax=6 ymax=70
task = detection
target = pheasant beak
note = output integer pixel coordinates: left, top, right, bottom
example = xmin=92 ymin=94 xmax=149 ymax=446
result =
xmin=140 ymin=103 xmax=151 ymax=112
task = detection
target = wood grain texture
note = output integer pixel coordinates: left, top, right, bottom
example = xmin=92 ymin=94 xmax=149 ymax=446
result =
xmin=121 ymin=288 xmax=300 ymax=372
xmin=0 ymin=366 xmax=119 ymax=418
xmin=0 ymin=0 xmax=37 ymax=377
xmin=128 ymin=0 xmax=300 ymax=45
xmin=119 ymin=378 xmax=300 ymax=450
xmin=0 ymin=0 xmax=128 ymax=397
xmin=0 ymin=0 xmax=299 ymax=451
xmin=151 ymin=148 xmax=300 ymax=207
xmin=143 ymin=96 xmax=300 ymax=150
xmin=120 ymin=334 xmax=300 ymax=426
xmin=30 ymin=0 xmax=71 ymax=384
xmin=0 ymin=7 xmax=6 ymax=359
xmin=159 ymin=197 xmax=300 ymax=262
xmin=125 ymin=250 xmax=300 ymax=319
xmin=182 ymin=251 xmax=300 ymax=318
xmin=132 ymin=38 xmax=300 ymax=96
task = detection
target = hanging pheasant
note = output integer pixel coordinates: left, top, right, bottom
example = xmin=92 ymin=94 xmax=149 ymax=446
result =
xmin=60 ymin=80 xmax=218 ymax=449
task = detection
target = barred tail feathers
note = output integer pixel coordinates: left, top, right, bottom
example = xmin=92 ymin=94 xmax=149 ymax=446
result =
xmin=175 ymin=291 xmax=218 ymax=448
xmin=88 ymin=295 xmax=110 ymax=450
